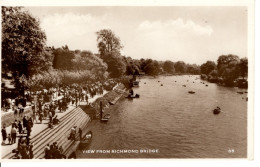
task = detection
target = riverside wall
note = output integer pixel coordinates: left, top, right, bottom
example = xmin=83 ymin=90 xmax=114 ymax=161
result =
xmin=86 ymin=83 xmax=126 ymax=119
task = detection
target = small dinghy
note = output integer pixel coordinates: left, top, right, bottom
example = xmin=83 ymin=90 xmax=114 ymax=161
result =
xmin=101 ymin=114 xmax=111 ymax=122
xmin=79 ymin=131 xmax=92 ymax=149
xmin=109 ymin=101 xmax=114 ymax=105
xmin=188 ymin=91 xmax=195 ymax=94
xmin=213 ymin=107 xmax=221 ymax=115
xmin=182 ymin=85 xmax=186 ymax=87
xmin=126 ymin=94 xmax=140 ymax=98
xmin=237 ymin=91 xmax=244 ymax=94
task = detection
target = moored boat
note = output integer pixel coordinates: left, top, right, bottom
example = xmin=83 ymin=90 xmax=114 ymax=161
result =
xmin=126 ymin=94 xmax=140 ymax=98
xmin=78 ymin=131 xmax=92 ymax=149
xmin=132 ymin=81 xmax=140 ymax=87
xmin=101 ymin=114 xmax=111 ymax=122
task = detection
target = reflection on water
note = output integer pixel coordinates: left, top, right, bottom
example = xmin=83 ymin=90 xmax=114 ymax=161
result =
xmin=77 ymin=75 xmax=247 ymax=158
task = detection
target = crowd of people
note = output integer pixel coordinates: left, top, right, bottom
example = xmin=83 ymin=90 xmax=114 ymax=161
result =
xmin=44 ymin=142 xmax=65 ymax=159
xmin=13 ymin=137 xmax=34 ymax=159
xmin=1 ymin=116 xmax=34 ymax=159
xmin=44 ymin=126 xmax=82 ymax=159
xmin=1 ymin=79 xmax=119 ymax=114
xmin=1 ymin=116 xmax=34 ymax=145
xmin=1 ymin=79 xmax=119 ymax=159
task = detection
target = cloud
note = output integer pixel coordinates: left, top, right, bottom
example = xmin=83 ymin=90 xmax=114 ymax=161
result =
xmin=41 ymin=13 xmax=109 ymax=51
xmin=138 ymin=18 xmax=213 ymax=36
xmin=125 ymin=18 xmax=214 ymax=64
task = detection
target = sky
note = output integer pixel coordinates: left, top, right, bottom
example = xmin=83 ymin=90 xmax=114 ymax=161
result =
xmin=25 ymin=6 xmax=248 ymax=65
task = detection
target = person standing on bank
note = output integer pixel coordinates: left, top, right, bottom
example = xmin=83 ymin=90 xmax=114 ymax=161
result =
xmin=79 ymin=128 xmax=82 ymax=140
xmin=85 ymin=94 xmax=88 ymax=105
xmin=14 ymin=106 xmax=18 ymax=119
xmin=29 ymin=142 xmax=34 ymax=159
xmin=32 ymin=111 xmax=36 ymax=123
xmin=18 ymin=121 xmax=23 ymax=134
xmin=1 ymin=126 xmax=7 ymax=145
xmin=7 ymin=133 xmax=11 ymax=145
xmin=75 ymin=93 xmax=78 ymax=107
xmin=27 ymin=123 xmax=32 ymax=138
xmin=23 ymin=116 xmax=27 ymax=130
xmin=11 ymin=125 xmax=17 ymax=144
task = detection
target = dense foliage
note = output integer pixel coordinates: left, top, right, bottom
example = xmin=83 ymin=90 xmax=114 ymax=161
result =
xmin=200 ymin=61 xmax=217 ymax=75
xmin=163 ymin=61 xmax=175 ymax=74
xmin=2 ymin=7 xmax=49 ymax=78
xmin=200 ymin=54 xmax=248 ymax=87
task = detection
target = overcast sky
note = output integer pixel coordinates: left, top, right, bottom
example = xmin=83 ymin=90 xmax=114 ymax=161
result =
xmin=25 ymin=6 xmax=247 ymax=65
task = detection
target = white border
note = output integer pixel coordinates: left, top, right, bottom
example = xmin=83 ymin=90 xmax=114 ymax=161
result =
xmin=0 ymin=0 xmax=256 ymax=166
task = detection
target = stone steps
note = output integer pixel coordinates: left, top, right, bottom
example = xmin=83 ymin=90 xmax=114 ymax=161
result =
xmin=3 ymin=107 xmax=91 ymax=159
xmin=34 ymin=109 xmax=90 ymax=158
xmin=2 ymin=107 xmax=78 ymax=159
xmin=31 ymin=108 xmax=84 ymax=157
xmin=39 ymin=117 xmax=91 ymax=158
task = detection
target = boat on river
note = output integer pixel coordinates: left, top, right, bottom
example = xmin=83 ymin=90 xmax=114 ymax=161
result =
xmin=132 ymin=81 xmax=140 ymax=87
xmin=101 ymin=114 xmax=111 ymax=122
xmin=188 ymin=91 xmax=195 ymax=94
xmin=213 ymin=107 xmax=221 ymax=114
xmin=126 ymin=94 xmax=140 ymax=98
xmin=78 ymin=131 xmax=92 ymax=149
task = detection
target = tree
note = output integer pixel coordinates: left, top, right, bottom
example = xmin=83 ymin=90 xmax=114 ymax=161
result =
xmin=143 ymin=59 xmax=160 ymax=76
xmin=174 ymin=61 xmax=187 ymax=73
xmin=52 ymin=47 xmax=75 ymax=70
xmin=163 ymin=61 xmax=175 ymax=74
xmin=239 ymin=57 xmax=248 ymax=79
xmin=125 ymin=62 xmax=140 ymax=75
xmin=200 ymin=61 xmax=216 ymax=75
xmin=2 ymin=7 xmax=47 ymax=78
xmin=96 ymin=29 xmax=123 ymax=57
xmin=72 ymin=50 xmax=107 ymax=71
xmin=186 ymin=64 xmax=200 ymax=74
xmin=71 ymin=50 xmax=108 ymax=80
xmin=209 ymin=70 xmax=218 ymax=77
xmin=103 ymin=51 xmax=126 ymax=78
xmin=217 ymin=54 xmax=240 ymax=86
xmin=217 ymin=54 xmax=240 ymax=76
xmin=122 ymin=56 xmax=140 ymax=75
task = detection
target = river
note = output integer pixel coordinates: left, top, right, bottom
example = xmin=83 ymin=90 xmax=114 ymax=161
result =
xmin=76 ymin=75 xmax=248 ymax=158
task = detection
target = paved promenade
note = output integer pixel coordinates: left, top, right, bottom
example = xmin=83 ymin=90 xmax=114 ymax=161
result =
xmin=1 ymin=105 xmax=75 ymax=158
xmin=1 ymin=90 xmax=109 ymax=159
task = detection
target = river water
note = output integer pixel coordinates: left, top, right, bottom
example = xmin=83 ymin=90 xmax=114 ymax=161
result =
xmin=76 ymin=75 xmax=248 ymax=158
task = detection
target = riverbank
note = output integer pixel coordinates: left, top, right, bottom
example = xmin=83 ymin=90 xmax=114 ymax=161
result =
xmin=200 ymin=74 xmax=248 ymax=88
xmin=80 ymin=83 xmax=126 ymax=120
xmin=136 ymin=73 xmax=248 ymax=89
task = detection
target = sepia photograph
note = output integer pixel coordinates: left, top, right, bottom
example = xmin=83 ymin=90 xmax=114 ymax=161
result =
xmin=0 ymin=0 xmax=254 ymax=161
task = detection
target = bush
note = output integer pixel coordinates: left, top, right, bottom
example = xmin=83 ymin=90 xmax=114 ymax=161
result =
xmin=200 ymin=74 xmax=208 ymax=80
